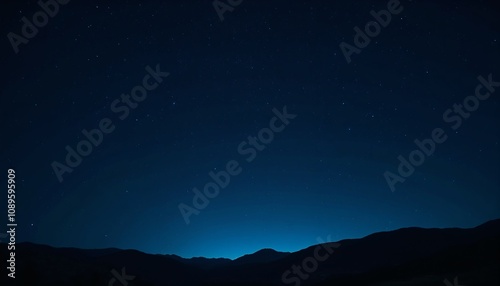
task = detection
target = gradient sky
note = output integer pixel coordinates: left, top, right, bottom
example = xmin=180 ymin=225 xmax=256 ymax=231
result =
xmin=1 ymin=0 xmax=499 ymax=259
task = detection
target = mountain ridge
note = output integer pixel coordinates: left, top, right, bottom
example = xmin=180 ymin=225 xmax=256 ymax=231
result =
xmin=1 ymin=218 xmax=498 ymax=285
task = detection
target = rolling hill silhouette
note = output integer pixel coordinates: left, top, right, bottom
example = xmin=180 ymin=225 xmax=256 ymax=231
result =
xmin=1 ymin=219 xmax=499 ymax=285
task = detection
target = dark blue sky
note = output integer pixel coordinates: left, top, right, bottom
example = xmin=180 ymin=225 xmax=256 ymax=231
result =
xmin=1 ymin=0 xmax=499 ymax=259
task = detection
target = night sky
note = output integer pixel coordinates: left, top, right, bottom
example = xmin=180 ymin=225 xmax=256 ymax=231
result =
xmin=1 ymin=0 xmax=499 ymax=259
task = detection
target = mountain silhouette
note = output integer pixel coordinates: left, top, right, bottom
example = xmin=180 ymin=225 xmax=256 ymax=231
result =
xmin=232 ymin=248 xmax=291 ymax=266
xmin=1 ymin=219 xmax=499 ymax=285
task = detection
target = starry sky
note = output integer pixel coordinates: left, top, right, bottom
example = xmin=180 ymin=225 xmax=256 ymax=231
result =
xmin=1 ymin=0 xmax=499 ymax=259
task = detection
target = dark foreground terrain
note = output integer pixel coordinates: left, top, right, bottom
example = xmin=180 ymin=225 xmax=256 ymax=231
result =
xmin=1 ymin=220 xmax=499 ymax=286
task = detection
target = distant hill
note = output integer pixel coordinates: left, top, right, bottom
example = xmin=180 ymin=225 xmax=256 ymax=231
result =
xmin=232 ymin=248 xmax=291 ymax=266
xmin=1 ymin=219 xmax=499 ymax=285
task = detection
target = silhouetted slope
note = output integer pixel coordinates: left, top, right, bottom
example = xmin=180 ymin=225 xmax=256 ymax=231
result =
xmin=232 ymin=248 xmax=291 ymax=265
xmin=0 ymin=243 xmax=202 ymax=286
xmin=203 ymin=219 xmax=500 ymax=285
xmin=1 ymin=219 xmax=498 ymax=285
xmin=316 ymin=235 xmax=500 ymax=286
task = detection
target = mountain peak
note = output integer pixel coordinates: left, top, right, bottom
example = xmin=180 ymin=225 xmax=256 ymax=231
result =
xmin=253 ymin=248 xmax=279 ymax=254
xmin=233 ymin=248 xmax=290 ymax=265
